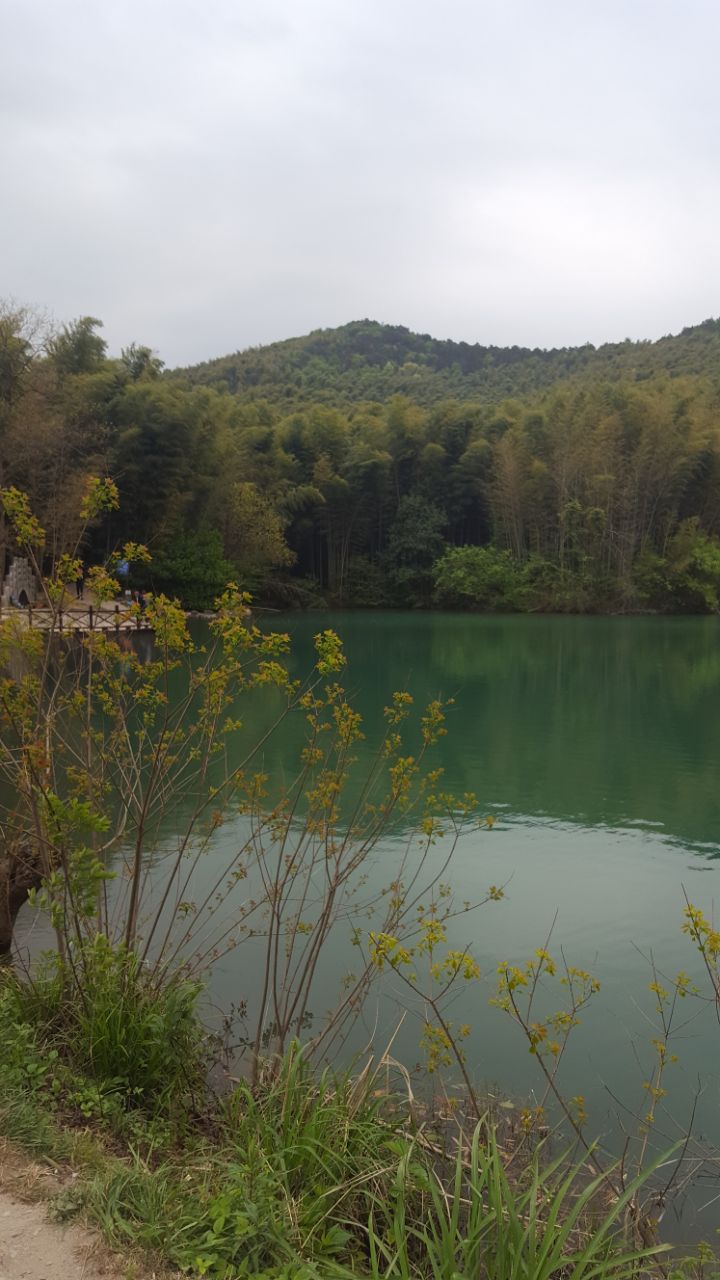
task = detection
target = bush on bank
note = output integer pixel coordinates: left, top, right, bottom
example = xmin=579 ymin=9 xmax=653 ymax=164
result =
xmin=0 ymin=942 xmax=709 ymax=1280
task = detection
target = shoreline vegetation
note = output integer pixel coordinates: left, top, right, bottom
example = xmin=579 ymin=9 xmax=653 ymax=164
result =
xmin=0 ymin=1017 xmax=702 ymax=1280
xmin=4 ymin=305 xmax=720 ymax=617
xmin=2 ymin=362 xmax=720 ymax=1273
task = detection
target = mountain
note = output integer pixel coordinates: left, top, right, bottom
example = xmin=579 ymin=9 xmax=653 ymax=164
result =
xmin=172 ymin=317 xmax=720 ymax=407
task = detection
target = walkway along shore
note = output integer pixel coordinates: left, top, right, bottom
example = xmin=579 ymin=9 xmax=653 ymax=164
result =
xmin=0 ymin=600 xmax=152 ymax=634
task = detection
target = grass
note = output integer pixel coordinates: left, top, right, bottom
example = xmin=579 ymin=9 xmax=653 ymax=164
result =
xmin=0 ymin=942 xmax=712 ymax=1279
xmin=360 ymin=1128 xmax=670 ymax=1280
xmin=6 ymin=935 xmax=205 ymax=1112
xmin=83 ymin=1051 xmax=402 ymax=1277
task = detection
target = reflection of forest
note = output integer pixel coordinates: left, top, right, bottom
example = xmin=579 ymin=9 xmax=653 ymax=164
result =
xmin=172 ymin=614 xmax=720 ymax=853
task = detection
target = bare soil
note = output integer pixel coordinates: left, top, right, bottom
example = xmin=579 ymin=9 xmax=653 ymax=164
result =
xmin=0 ymin=1187 xmax=117 ymax=1280
xmin=0 ymin=1143 xmax=161 ymax=1280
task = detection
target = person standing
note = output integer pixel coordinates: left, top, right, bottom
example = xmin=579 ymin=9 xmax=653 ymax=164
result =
xmin=75 ymin=567 xmax=85 ymax=599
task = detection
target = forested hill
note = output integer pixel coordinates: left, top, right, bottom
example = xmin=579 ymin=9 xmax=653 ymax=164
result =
xmin=173 ymin=316 xmax=720 ymax=406
xmin=5 ymin=303 xmax=720 ymax=619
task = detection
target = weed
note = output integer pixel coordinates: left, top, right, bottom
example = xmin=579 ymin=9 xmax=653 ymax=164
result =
xmin=3 ymin=938 xmax=205 ymax=1116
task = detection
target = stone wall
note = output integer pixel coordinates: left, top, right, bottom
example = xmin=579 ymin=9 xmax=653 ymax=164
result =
xmin=1 ymin=557 xmax=39 ymax=609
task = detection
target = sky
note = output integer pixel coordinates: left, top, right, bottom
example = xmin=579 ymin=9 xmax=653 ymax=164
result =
xmin=2 ymin=0 xmax=719 ymax=366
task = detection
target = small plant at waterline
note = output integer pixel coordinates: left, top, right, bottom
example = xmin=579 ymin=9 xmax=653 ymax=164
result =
xmin=1 ymin=937 xmax=205 ymax=1118
xmin=63 ymin=1053 xmax=678 ymax=1280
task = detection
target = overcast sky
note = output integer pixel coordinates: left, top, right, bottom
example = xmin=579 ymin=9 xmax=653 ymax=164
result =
xmin=2 ymin=0 xmax=719 ymax=365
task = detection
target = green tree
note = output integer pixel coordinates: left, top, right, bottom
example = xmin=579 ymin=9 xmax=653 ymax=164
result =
xmin=223 ymin=481 xmax=295 ymax=589
xmin=109 ymin=382 xmax=213 ymax=542
xmin=385 ymin=495 xmax=446 ymax=605
xmin=150 ymin=525 xmax=235 ymax=610
xmin=120 ymin=343 xmax=164 ymax=381
xmin=49 ymin=316 xmax=107 ymax=375
xmin=664 ymin=518 xmax=720 ymax=612
xmin=433 ymin=544 xmax=522 ymax=610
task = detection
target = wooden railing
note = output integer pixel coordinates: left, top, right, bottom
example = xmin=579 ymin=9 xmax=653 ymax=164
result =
xmin=0 ymin=602 xmax=148 ymax=632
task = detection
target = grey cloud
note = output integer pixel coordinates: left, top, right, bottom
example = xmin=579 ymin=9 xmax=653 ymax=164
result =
xmin=2 ymin=0 xmax=719 ymax=364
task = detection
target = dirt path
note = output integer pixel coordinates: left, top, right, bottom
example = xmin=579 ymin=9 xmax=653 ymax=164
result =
xmin=0 ymin=1145 xmax=136 ymax=1280
xmin=0 ymin=1186 xmax=119 ymax=1280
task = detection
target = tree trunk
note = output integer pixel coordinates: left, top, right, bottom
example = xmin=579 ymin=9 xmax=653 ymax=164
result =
xmin=0 ymin=841 xmax=43 ymax=963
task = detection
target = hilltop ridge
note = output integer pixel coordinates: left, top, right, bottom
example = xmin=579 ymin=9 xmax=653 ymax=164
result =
xmin=172 ymin=316 xmax=720 ymax=406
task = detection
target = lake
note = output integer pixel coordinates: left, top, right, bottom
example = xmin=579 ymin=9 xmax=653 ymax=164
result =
xmin=16 ymin=609 xmax=720 ymax=1236
xmin=243 ymin=611 xmax=720 ymax=1237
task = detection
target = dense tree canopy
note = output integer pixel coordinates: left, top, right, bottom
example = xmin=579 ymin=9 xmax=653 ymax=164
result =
xmin=176 ymin=317 xmax=720 ymax=409
xmin=3 ymin=305 xmax=720 ymax=612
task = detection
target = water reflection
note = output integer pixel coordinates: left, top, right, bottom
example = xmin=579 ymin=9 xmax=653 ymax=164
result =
xmin=233 ymin=612 xmax=720 ymax=854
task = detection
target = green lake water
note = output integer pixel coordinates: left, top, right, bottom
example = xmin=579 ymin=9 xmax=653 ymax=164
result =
xmin=16 ymin=610 xmax=720 ymax=1236
xmin=222 ymin=611 xmax=720 ymax=1238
